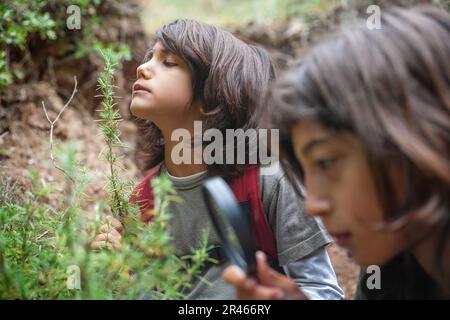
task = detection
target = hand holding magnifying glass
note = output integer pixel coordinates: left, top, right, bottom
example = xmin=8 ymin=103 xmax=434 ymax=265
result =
xmin=203 ymin=177 xmax=308 ymax=299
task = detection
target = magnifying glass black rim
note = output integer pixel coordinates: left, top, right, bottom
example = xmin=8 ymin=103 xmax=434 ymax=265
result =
xmin=202 ymin=177 xmax=257 ymax=274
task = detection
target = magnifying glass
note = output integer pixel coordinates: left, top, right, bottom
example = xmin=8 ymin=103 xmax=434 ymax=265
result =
xmin=202 ymin=177 xmax=257 ymax=277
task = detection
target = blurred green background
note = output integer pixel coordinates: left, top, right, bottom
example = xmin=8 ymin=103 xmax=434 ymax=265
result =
xmin=140 ymin=0 xmax=340 ymax=33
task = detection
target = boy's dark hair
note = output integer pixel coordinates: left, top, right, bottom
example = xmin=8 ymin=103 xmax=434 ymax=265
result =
xmin=267 ymin=6 xmax=450 ymax=297
xmin=135 ymin=19 xmax=277 ymax=179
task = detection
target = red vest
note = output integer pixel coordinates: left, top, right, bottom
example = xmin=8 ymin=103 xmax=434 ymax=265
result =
xmin=129 ymin=165 xmax=278 ymax=261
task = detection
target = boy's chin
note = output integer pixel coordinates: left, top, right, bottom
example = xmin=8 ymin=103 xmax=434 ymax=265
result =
xmin=130 ymin=102 xmax=153 ymax=120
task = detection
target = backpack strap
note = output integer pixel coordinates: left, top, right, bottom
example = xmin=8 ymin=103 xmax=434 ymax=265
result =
xmin=228 ymin=165 xmax=278 ymax=262
xmin=129 ymin=164 xmax=162 ymax=223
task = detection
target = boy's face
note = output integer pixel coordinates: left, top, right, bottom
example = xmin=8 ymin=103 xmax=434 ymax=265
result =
xmin=130 ymin=42 xmax=198 ymax=125
xmin=291 ymin=121 xmax=411 ymax=267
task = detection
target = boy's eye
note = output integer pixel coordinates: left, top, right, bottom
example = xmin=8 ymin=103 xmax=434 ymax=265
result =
xmin=163 ymin=60 xmax=178 ymax=67
xmin=315 ymin=158 xmax=336 ymax=170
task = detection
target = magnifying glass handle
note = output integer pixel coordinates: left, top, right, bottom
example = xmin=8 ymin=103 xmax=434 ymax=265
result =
xmin=247 ymin=264 xmax=257 ymax=278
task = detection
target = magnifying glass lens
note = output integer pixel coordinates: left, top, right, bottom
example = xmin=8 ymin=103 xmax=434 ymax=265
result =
xmin=209 ymin=197 xmax=247 ymax=266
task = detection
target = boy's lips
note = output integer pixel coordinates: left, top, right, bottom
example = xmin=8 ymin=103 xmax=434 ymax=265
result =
xmin=329 ymin=232 xmax=352 ymax=247
xmin=133 ymin=83 xmax=151 ymax=94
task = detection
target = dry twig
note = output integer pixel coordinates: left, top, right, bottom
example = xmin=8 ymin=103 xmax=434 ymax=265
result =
xmin=41 ymin=76 xmax=78 ymax=183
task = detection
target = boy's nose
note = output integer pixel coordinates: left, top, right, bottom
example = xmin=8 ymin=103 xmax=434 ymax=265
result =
xmin=136 ymin=62 xmax=152 ymax=80
xmin=305 ymin=193 xmax=331 ymax=218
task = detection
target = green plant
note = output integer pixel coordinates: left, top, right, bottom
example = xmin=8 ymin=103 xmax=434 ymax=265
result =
xmin=0 ymin=0 xmax=57 ymax=86
xmin=0 ymin=49 xmax=211 ymax=300
xmin=0 ymin=0 xmax=131 ymax=89
xmin=0 ymin=169 xmax=78 ymax=299
xmin=97 ymin=48 xmax=129 ymax=216
xmin=94 ymin=48 xmax=214 ymax=299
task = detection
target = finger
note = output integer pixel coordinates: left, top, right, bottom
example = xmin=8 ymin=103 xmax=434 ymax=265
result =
xmin=101 ymin=215 xmax=123 ymax=234
xmin=247 ymin=284 xmax=285 ymax=300
xmin=256 ymin=251 xmax=300 ymax=293
xmin=255 ymin=251 xmax=275 ymax=285
xmin=91 ymin=238 xmax=122 ymax=251
xmin=223 ymin=265 xmax=247 ymax=286
xmin=233 ymin=278 xmax=284 ymax=300
xmin=102 ymin=214 xmax=123 ymax=228
xmin=94 ymin=233 xmax=122 ymax=247
xmin=223 ymin=266 xmax=259 ymax=300
xmin=90 ymin=241 xmax=113 ymax=251
xmin=98 ymin=224 xmax=122 ymax=239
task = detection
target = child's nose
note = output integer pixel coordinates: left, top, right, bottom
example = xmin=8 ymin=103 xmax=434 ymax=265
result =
xmin=136 ymin=62 xmax=152 ymax=80
xmin=304 ymin=193 xmax=331 ymax=218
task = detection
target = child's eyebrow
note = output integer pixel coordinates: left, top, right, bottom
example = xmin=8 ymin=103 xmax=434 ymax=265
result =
xmin=301 ymin=136 xmax=334 ymax=157
xmin=148 ymin=47 xmax=170 ymax=56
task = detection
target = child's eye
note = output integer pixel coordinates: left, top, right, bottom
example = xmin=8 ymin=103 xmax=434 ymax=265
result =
xmin=315 ymin=158 xmax=336 ymax=170
xmin=163 ymin=60 xmax=178 ymax=67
